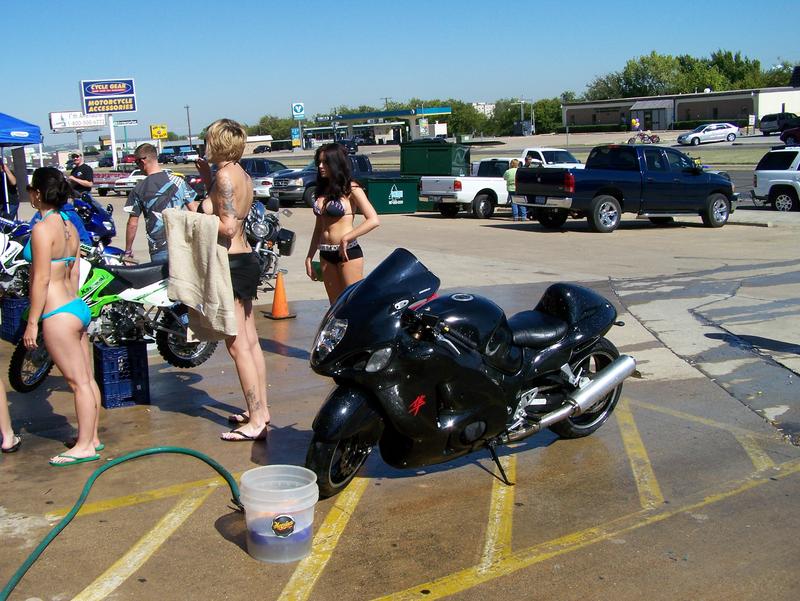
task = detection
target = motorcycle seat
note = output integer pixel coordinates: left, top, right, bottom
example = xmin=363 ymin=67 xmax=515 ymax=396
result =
xmin=507 ymin=310 xmax=569 ymax=349
xmin=103 ymin=261 xmax=169 ymax=289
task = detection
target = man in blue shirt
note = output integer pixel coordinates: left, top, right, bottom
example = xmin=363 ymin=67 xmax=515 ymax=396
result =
xmin=124 ymin=143 xmax=197 ymax=263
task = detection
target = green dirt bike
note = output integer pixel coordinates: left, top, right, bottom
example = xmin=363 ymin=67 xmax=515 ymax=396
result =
xmin=9 ymin=254 xmax=217 ymax=392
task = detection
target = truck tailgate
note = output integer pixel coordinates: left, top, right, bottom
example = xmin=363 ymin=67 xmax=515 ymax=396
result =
xmin=420 ymin=176 xmax=457 ymax=197
xmin=515 ymin=167 xmax=571 ymax=197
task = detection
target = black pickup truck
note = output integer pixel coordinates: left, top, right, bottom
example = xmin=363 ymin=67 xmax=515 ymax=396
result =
xmin=514 ymin=144 xmax=739 ymax=232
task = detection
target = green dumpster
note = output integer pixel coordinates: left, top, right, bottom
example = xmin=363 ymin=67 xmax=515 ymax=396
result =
xmin=365 ymin=176 xmax=419 ymax=214
xmin=400 ymin=140 xmax=471 ymax=176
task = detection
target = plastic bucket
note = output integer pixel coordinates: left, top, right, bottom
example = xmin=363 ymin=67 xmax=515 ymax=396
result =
xmin=239 ymin=465 xmax=319 ymax=563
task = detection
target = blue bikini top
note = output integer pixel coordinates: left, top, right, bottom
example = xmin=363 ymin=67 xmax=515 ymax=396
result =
xmin=22 ymin=210 xmax=77 ymax=264
xmin=313 ymin=198 xmax=349 ymax=218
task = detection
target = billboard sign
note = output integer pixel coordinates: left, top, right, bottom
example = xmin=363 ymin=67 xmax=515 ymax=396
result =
xmin=80 ymin=78 xmax=137 ymax=114
xmin=49 ymin=111 xmax=106 ymax=131
xmin=292 ymin=102 xmax=305 ymax=121
xmin=150 ymin=124 xmax=168 ymax=139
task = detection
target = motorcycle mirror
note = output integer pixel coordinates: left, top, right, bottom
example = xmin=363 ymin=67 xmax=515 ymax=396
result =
xmin=106 ymin=204 xmax=114 ymax=215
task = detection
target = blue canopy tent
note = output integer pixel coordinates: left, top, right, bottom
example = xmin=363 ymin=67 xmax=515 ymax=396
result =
xmin=0 ymin=112 xmax=42 ymax=215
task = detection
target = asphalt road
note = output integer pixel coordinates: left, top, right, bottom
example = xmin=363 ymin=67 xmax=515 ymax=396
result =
xmin=2 ymin=187 xmax=799 ymax=600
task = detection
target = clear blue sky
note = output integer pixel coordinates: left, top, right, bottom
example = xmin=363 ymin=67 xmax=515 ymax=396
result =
xmin=1 ymin=0 xmax=795 ymax=146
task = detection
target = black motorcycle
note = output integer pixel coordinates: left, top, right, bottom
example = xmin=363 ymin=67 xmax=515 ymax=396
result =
xmin=305 ymin=248 xmax=637 ymax=498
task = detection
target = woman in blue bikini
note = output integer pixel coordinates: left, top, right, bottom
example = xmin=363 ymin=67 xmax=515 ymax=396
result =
xmin=23 ymin=168 xmax=102 ymax=467
xmin=305 ymin=143 xmax=380 ymax=304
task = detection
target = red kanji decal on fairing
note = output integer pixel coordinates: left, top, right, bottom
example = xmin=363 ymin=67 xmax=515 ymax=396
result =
xmin=408 ymin=395 xmax=426 ymax=416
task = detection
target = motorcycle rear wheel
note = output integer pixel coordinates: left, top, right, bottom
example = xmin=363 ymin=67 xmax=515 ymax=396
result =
xmin=549 ymin=337 xmax=621 ymax=439
xmin=155 ymin=307 xmax=218 ymax=368
xmin=306 ymin=434 xmax=372 ymax=498
xmin=8 ymin=335 xmax=54 ymax=393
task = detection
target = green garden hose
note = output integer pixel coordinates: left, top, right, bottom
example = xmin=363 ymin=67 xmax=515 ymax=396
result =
xmin=1 ymin=446 xmax=243 ymax=601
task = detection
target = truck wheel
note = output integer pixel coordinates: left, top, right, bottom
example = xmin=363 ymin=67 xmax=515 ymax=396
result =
xmin=303 ymin=186 xmax=317 ymax=208
xmin=439 ymin=204 xmax=459 ymax=218
xmin=472 ymin=194 xmax=494 ymax=218
xmin=537 ymin=208 xmax=568 ymax=229
xmin=588 ymin=195 xmax=621 ymax=233
xmin=770 ymin=188 xmax=798 ymax=212
xmin=701 ymin=193 xmax=730 ymax=227
xmin=98 ymin=189 xmax=108 ymax=197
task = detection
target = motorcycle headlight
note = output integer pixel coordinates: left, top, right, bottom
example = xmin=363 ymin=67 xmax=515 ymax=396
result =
xmin=250 ymin=221 xmax=268 ymax=238
xmin=314 ymin=318 xmax=347 ymax=361
xmin=365 ymin=347 xmax=393 ymax=372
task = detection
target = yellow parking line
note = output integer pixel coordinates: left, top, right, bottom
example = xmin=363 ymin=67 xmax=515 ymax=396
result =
xmin=46 ymin=472 xmax=243 ymax=520
xmin=279 ymin=476 xmax=370 ymax=601
xmin=371 ymin=457 xmax=800 ymax=600
xmin=616 ymin=399 xmax=664 ymax=509
xmin=72 ymin=486 xmax=214 ymax=601
xmin=734 ymin=433 xmax=776 ymax=471
xmin=630 ymin=399 xmax=776 ymax=440
xmin=478 ymin=455 xmax=517 ymax=572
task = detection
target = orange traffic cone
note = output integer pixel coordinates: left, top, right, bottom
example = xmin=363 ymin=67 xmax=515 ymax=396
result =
xmin=264 ymin=272 xmax=296 ymax=320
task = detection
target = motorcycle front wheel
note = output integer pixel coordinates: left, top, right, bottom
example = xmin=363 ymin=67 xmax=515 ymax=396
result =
xmin=8 ymin=335 xmax=54 ymax=392
xmin=306 ymin=434 xmax=372 ymax=498
xmin=155 ymin=307 xmax=218 ymax=368
xmin=549 ymin=337 xmax=622 ymax=439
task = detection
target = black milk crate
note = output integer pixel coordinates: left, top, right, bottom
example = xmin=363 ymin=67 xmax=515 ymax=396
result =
xmin=93 ymin=342 xmax=150 ymax=409
xmin=0 ymin=297 xmax=30 ymax=344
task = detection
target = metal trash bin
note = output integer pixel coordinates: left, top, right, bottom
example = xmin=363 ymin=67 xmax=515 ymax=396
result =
xmin=365 ymin=177 xmax=419 ymax=214
xmin=400 ymin=140 xmax=471 ymax=176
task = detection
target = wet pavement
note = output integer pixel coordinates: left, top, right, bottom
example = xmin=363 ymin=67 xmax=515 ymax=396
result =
xmin=1 ymin=202 xmax=799 ymax=600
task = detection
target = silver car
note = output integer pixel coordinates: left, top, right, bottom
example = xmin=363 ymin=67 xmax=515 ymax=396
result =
xmin=677 ymin=123 xmax=739 ymax=146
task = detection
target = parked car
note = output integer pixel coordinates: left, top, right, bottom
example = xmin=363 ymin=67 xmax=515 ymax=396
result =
xmin=520 ymin=147 xmax=585 ymax=169
xmin=98 ymin=156 xmax=113 ymax=167
xmin=780 ymin=126 xmax=800 ymax=146
xmin=751 ymin=148 xmax=800 ymax=211
xmin=677 ymin=123 xmax=739 ymax=146
xmin=158 ymin=150 xmax=176 ymax=163
xmin=337 ymin=138 xmax=359 ymax=154
xmin=114 ymin=168 xmax=180 ymax=194
xmin=239 ymin=158 xmax=288 ymax=199
xmin=121 ymin=154 xmax=137 ymax=164
xmin=182 ymin=173 xmax=207 ymax=199
xmin=253 ymin=144 xmax=272 ymax=153
xmin=172 ymin=149 xmax=200 ymax=164
xmin=759 ymin=112 xmax=799 ymax=135
xmin=514 ymin=144 xmax=738 ymax=232
xmin=271 ymin=154 xmax=373 ymax=207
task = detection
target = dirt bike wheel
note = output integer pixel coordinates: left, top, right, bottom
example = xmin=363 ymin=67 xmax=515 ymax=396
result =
xmin=155 ymin=308 xmax=218 ymax=368
xmin=549 ymin=337 xmax=622 ymax=439
xmin=8 ymin=336 xmax=54 ymax=393
xmin=306 ymin=434 xmax=372 ymax=498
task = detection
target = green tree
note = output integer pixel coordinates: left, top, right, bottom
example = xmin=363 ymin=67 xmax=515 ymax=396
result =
xmin=532 ymin=98 xmax=562 ymax=133
xmin=762 ymin=61 xmax=795 ymax=87
xmin=166 ymin=131 xmax=181 ymax=141
xmin=709 ymin=50 xmax=762 ymax=88
xmin=486 ymin=99 xmax=519 ymax=136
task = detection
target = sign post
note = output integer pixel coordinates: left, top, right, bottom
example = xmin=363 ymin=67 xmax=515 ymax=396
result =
xmin=292 ymin=102 xmax=305 ymax=149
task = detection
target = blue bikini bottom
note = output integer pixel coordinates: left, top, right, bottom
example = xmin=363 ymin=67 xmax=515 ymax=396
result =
xmin=41 ymin=298 xmax=91 ymax=328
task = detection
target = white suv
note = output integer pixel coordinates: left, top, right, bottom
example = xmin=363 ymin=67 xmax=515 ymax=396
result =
xmin=751 ymin=148 xmax=800 ymax=211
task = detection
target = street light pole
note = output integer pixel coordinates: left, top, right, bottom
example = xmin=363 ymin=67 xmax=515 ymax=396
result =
xmin=185 ymin=105 xmax=193 ymax=148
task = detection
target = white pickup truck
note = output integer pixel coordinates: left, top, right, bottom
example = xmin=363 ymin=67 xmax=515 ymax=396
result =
xmin=751 ymin=147 xmax=800 ymax=211
xmin=420 ymin=157 xmax=516 ymax=218
xmin=519 ymin=147 xmax=585 ymax=169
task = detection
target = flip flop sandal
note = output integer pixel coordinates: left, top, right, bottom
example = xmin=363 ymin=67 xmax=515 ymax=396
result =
xmin=226 ymin=412 xmax=250 ymax=425
xmin=1 ymin=435 xmax=21 ymax=453
xmin=220 ymin=426 xmax=269 ymax=442
xmin=49 ymin=453 xmax=101 ymax=467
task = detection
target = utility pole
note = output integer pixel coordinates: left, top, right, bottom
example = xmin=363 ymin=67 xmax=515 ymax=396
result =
xmin=184 ymin=105 xmax=193 ymax=148
xmin=381 ymin=97 xmax=392 ymax=110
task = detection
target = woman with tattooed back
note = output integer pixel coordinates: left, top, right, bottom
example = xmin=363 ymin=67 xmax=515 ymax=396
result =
xmin=195 ymin=119 xmax=270 ymax=441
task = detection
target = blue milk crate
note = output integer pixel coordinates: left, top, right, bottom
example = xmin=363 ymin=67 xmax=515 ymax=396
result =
xmin=1 ymin=297 xmax=30 ymax=344
xmin=93 ymin=342 xmax=151 ymax=409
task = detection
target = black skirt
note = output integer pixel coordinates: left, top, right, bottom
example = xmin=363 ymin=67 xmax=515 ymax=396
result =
xmin=228 ymin=252 xmax=261 ymax=300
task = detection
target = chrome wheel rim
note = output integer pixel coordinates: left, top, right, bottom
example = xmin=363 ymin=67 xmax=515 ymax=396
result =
xmin=712 ymin=198 xmax=729 ymax=222
xmin=599 ymin=202 xmax=619 ymax=229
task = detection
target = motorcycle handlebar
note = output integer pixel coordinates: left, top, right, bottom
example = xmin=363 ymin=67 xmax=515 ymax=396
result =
xmin=441 ymin=325 xmax=478 ymax=351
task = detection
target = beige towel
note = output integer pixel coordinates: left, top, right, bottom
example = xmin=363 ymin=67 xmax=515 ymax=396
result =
xmin=163 ymin=208 xmax=237 ymax=340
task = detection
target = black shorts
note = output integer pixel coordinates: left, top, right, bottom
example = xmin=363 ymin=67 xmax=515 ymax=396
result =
xmin=228 ymin=252 xmax=261 ymax=300
xmin=319 ymin=243 xmax=364 ymax=265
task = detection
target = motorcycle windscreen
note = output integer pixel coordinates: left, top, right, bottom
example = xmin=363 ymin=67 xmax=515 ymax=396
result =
xmin=340 ymin=248 xmax=440 ymax=310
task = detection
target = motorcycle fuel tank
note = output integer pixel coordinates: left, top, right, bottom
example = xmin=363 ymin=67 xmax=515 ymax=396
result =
xmin=418 ymin=293 xmax=506 ymax=352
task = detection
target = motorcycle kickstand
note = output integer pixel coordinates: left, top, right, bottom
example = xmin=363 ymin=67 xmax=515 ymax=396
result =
xmin=487 ymin=440 xmax=515 ymax=486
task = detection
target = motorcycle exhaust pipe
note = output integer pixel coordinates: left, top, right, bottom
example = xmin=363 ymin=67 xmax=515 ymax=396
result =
xmin=535 ymin=355 xmax=637 ymax=430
